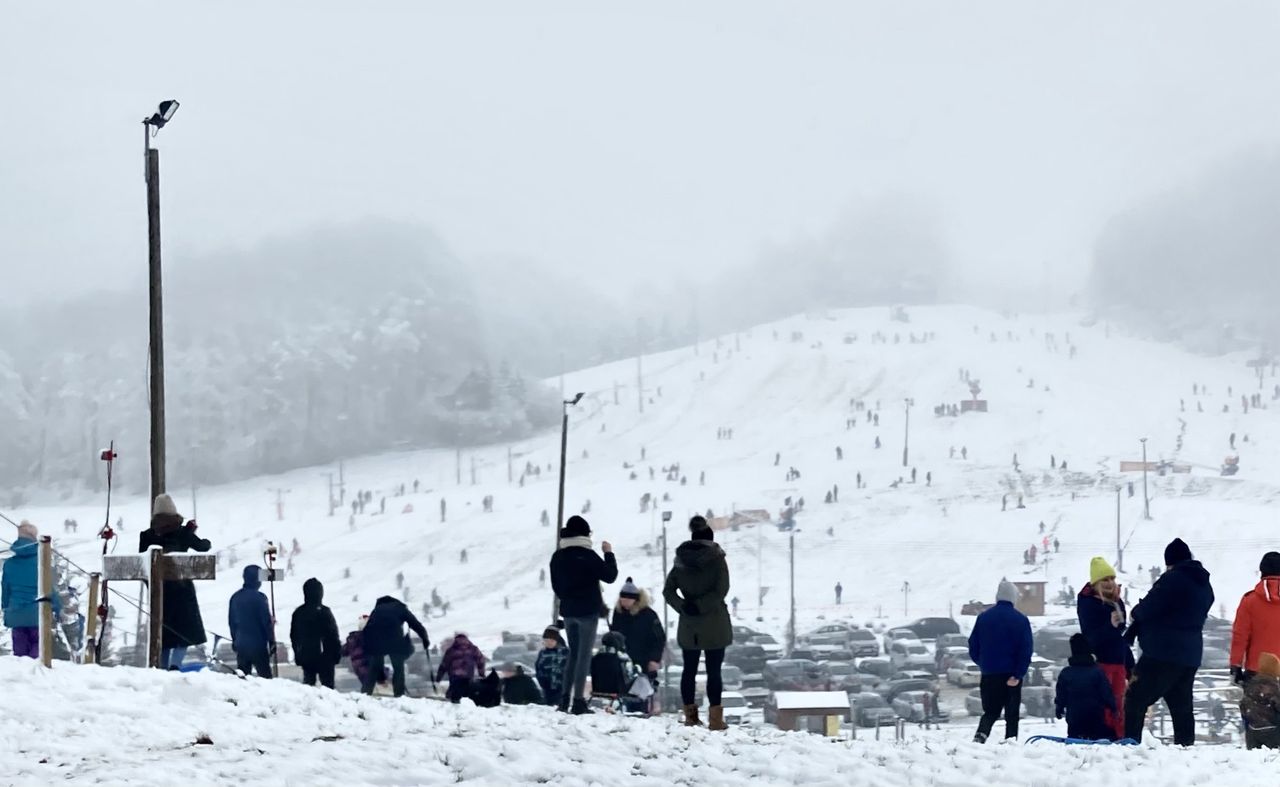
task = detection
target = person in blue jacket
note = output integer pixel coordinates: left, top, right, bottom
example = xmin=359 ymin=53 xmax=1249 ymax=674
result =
xmin=228 ymin=565 xmax=275 ymax=678
xmin=2 ymin=521 xmax=61 ymax=658
xmin=969 ymin=579 xmax=1033 ymax=742
xmin=1054 ymin=634 xmax=1117 ymax=740
xmin=1123 ymin=538 xmax=1214 ymax=745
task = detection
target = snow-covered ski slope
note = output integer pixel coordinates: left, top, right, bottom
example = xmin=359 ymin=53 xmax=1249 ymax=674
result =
xmin=14 ymin=305 xmax=1280 ymax=651
xmin=1 ymin=656 xmax=1275 ymax=786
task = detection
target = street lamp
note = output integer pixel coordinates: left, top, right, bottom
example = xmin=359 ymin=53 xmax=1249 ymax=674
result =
xmin=902 ymin=397 xmax=914 ymax=468
xmin=143 ymin=99 xmax=179 ymax=507
xmin=551 ymin=392 xmax=585 ymax=622
xmin=1140 ymin=437 xmax=1151 ymax=520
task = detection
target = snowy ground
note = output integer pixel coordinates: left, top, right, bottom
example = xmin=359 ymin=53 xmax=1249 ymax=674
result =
xmin=1 ymin=657 xmax=1276 ymax=787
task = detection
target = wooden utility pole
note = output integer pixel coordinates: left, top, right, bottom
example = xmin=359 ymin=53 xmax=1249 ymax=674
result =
xmin=85 ymin=573 xmax=101 ymax=665
xmin=268 ymin=488 xmax=290 ymax=521
xmin=327 ymin=473 xmax=336 ymax=516
xmin=146 ymin=145 xmax=166 ymax=505
xmin=38 ymin=536 xmax=53 ymax=667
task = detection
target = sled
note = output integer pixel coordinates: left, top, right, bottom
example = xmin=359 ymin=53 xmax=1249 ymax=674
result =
xmin=1025 ymin=735 xmax=1138 ymax=746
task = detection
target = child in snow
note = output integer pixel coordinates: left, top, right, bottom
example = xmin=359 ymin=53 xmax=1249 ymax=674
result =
xmin=535 ymin=627 xmax=570 ymax=708
xmin=342 ymin=616 xmax=388 ymax=695
xmin=1054 ymin=634 xmax=1117 ymax=740
xmin=435 ymin=632 xmax=486 ymax=703
xmin=590 ymin=631 xmax=651 ymax=712
xmin=1242 ymin=652 xmax=1280 ymax=749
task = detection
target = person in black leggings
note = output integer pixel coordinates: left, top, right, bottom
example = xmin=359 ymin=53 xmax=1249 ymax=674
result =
xmin=663 ymin=516 xmax=732 ymax=729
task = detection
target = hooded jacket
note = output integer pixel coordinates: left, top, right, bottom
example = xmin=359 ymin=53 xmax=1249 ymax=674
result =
xmin=362 ymin=596 xmax=430 ymax=657
xmin=139 ymin=513 xmax=212 ymax=647
xmin=1076 ymin=583 xmax=1135 ymax=672
xmin=1128 ymin=559 xmax=1215 ymax=668
xmin=535 ymin=641 xmax=570 ymax=700
xmin=663 ymin=540 xmax=732 ymax=650
xmin=549 ymin=536 xmax=619 ymax=618
xmin=290 ymin=578 xmax=342 ymax=668
xmin=1231 ymin=577 xmax=1280 ymax=673
xmin=968 ymin=600 xmax=1033 ymax=679
xmin=1 ymin=537 xmax=61 ymax=629
xmin=436 ymin=634 xmax=486 ymax=681
xmin=610 ymin=590 xmax=666 ymax=669
xmin=228 ymin=565 xmax=274 ymax=653
xmin=1053 ymin=652 xmax=1117 ymax=740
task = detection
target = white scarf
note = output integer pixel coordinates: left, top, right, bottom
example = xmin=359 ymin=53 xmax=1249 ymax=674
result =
xmin=559 ymin=536 xmax=594 ymax=550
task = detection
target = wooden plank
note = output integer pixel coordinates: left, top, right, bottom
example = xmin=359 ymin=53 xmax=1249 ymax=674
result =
xmin=149 ymin=549 xmax=163 ymax=670
xmin=103 ymin=554 xmax=149 ymax=582
xmin=103 ymin=553 xmax=216 ymax=582
xmin=85 ymin=573 xmax=100 ymax=665
xmin=39 ymin=536 xmax=53 ymax=668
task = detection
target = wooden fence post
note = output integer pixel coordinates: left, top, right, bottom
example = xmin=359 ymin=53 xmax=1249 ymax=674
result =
xmin=38 ymin=535 xmax=53 ymax=668
xmin=85 ymin=573 xmax=101 ymax=665
xmin=149 ymin=547 xmax=164 ymax=669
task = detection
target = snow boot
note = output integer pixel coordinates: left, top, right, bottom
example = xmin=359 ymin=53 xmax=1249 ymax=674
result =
xmin=682 ymin=704 xmax=703 ymax=727
xmin=570 ymin=697 xmax=594 ymax=715
xmin=708 ymin=705 xmax=727 ymax=731
xmin=973 ymin=731 xmax=988 ymax=744
xmin=556 ymin=695 xmax=571 ymax=713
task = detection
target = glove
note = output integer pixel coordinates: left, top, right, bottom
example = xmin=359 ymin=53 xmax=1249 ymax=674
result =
xmin=683 ymin=600 xmax=700 ymax=616
xmin=185 ymin=520 xmax=198 ymax=532
xmin=1233 ymin=666 xmax=1248 ymax=686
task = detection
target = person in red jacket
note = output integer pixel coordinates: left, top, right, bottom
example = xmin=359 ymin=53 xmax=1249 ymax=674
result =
xmin=1231 ymin=552 xmax=1280 ymax=683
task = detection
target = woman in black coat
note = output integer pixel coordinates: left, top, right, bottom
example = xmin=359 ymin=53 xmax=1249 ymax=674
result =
xmin=139 ymin=493 xmax=212 ymax=669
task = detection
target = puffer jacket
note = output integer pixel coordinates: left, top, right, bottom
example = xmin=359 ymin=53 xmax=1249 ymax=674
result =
xmin=1232 ymin=577 xmax=1280 ymax=673
xmin=663 ymin=540 xmax=732 ymax=651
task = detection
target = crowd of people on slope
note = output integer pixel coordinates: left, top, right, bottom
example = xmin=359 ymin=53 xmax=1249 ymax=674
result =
xmin=968 ymin=538 xmax=1280 ymax=749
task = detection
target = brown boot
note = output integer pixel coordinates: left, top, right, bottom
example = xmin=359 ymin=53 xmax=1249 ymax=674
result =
xmin=708 ymin=705 xmax=727 ymax=731
xmin=682 ymin=704 xmax=703 ymax=726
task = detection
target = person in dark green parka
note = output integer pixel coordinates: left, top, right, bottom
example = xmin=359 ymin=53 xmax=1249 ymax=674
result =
xmin=664 ymin=515 xmax=732 ymax=730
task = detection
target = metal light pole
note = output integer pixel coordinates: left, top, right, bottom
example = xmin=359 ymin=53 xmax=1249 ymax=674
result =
xmin=143 ymin=99 xmax=179 ymax=505
xmin=551 ymin=392 xmax=585 ymax=622
xmin=902 ymin=580 xmax=911 ymax=617
xmin=1115 ymin=485 xmax=1123 ymax=571
xmin=787 ymin=527 xmax=797 ymax=656
xmin=902 ymin=398 xmax=913 ymax=468
xmin=661 ymin=510 xmax=671 ymax=712
xmin=1140 ymin=437 xmax=1151 ymax=520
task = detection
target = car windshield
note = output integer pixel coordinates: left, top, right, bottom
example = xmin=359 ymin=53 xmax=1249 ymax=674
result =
xmin=827 ymin=664 xmax=853 ymax=675
xmin=908 ymin=645 xmax=927 ymax=654
xmin=753 ymin=635 xmax=778 ymax=644
xmin=850 ymin=630 xmax=875 ymax=640
xmin=858 ymin=695 xmax=886 ymax=708
xmin=723 ymin=695 xmax=747 ymax=708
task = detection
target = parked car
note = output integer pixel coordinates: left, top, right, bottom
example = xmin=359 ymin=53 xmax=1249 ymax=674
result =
xmin=811 ymin=645 xmax=855 ymax=663
xmin=788 ymin=647 xmax=818 ymax=662
xmin=721 ymin=664 xmax=745 ymax=691
xmin=1032 ymin=619 xmax=1079 ymax=661
xmin=724 ymin=643 xmax=768 ymax=674
xmin=880 ymin=678 xmax=936 ymax=703
xmin=856 ymin=658 xmax=895 ymax=684
xmin=847 ymin=628 xmax=880 ymax=657
xmin=892 ymin=690 xmax=951 ymax=723
xmin=824 ymin=661 xmax=863 ymax=694
xmin=883 ymin=628 xmax=916 ymax=653
xmin=740 ymin=685 xmax=770 ymax=708
xmin=704 ymin=691 xmax=751 ymax=725
xmin=852 ymin=692 xmax=899 ymax=727
xmin=1025 ymin=657 xmax=1057 ymax=687
xmin=889 ymin=639 xmax=934 ymax=672
xmin=936 ymin=633 xmax=968 ymax=651
xmin=1202 ymin=647 xmax=1231 ymax=670
xmin=749 ymin=633 xmax=784 ymax=659
xmin=965 ymin=688 xmax=1027 ymax=718
xmin=947 ymin=661 xmax=982 ymax=688
xmin=904 ymin=617 xmax=961 ymax=642
xmin=935 ymin=645 xmax=970 ymax=674
xmin=1022 ymin=686 xmax=1055 ymax=720
xmin=802 ymin=623 xmax=859 ymax=648
xmin=733 ymin=624 xmax=761 ymax=641
xmin=764 ymin=659 xmax=830 ymax=691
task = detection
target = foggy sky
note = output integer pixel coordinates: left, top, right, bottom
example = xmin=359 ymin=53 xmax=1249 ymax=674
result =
xmin=3 ymin=1 xmax=1278 ymax=306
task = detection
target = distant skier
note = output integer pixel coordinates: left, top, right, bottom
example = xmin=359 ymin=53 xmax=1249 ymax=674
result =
xmin=874 ymin=437 xmax=881 ymax=449
xmin=835 ymin=582 xmax=843 ymax=605
xmin=460 ymin=549 xmax=468 ymax=564
xmin=836 ymin=446 xmax=843 ymax=461
xmin=926 ymin=471 xmax=931 ymax=486
xmin=1002 ymin=495 xmax=1008 ymax=512
xmin=440 ymin=498 xmax=447 ymax=523
xmin=911 ymin=468 xmax=918 ymax=484
xmin=380 ymin=497 xmax=386 ymax=515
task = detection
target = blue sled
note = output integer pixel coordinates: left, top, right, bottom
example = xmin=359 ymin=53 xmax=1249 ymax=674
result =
xmin=1025 ymin=735 xmax=1138 ymax=746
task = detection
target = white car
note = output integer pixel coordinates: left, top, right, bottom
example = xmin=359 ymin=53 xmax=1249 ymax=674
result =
xmin=889 ymin=639 xmax=934 ymax=672
xmin=946 ymin=662 xmax=982 ymax=688
xmin=703 ymin=691 xmax=751 ymax=725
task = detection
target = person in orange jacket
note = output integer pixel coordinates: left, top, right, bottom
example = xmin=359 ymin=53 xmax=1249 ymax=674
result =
xmin=1231 ymin=552 xmax=1280 ymax=683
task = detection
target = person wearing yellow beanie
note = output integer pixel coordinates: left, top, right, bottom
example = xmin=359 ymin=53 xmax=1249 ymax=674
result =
xmin=1076 ymin=556 xmax=1133 ymax=740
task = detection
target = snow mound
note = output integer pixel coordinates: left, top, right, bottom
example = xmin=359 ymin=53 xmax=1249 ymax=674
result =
xmin=2 ymin=657 xmax=1274 ymax=786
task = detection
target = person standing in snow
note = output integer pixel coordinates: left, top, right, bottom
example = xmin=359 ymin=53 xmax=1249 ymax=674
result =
xmin=1241 ymin=652 xmax=1280 ymax=749
xmin=290 ymin=577 xmax=342 ymax=688
xmin=362 ymin=595 xmax=430 ymax=698
xmin=835 ymin=582 xmax=843 ymax=605
xmin=1076 ymin=557 xmax=1134 ymax=738
xmin=969 ymin=580 xmax=1033 ymax=743
xmin=1054 ymin=634 xmax=1117 ymax=741
xmin=1231 ymin=552 xmax=1280 ymax=687
xmin=436 ymin=632 xmax=486 ymax=703
xmin=664 ymin=516 xmax=733 ymax=731
xmin=1122 ymin=538 xmax=1214 ymax=745
xmin=549 ymin=515 xmax=618 ymax=714
xmin=139 ymin=494 xmax=211 ymax=670
xmin=610 ymin=578 xmax=666 ymax=692
xmin=228 ymin=565 xmax=275 ymax=678
xmin=2 ymin=521 xmax=61 ymax=659
xmin=535 ymin=626 xmax=570 ymax=708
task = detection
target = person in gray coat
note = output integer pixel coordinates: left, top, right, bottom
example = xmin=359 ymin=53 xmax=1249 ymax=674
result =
xmin=664 ymin=516 xmax=732 ymax=730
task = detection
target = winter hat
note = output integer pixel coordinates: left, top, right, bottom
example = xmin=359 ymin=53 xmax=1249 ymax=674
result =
xmin=602 ymin=631 xmax=626 ymax=651
xmin=16 ymin=520 xmax=37 ymax=540
xmin=1260 ymin=552 xmax=1280 ymax=577
xmin=689 ymin=515 xmax=709 ymax=532
xmin=153 ymin=493 xmax=180 ymax=518
xmin=619 ymin=577 xmax=641 ymax=600
xmin=691 ymin=526 xmax=715 ymax=542
xmin=996 ymin=580 xmax=1018 ymax=604
xmin=563 ymin=515 xmax=591 ymax=538
xmin=1090 ymin=557 xmax=1117 ymax=585
xmin=1163 ymin=538 xmax=1193 ymax=566
xmin=542 ymin=626 xmax=562 ymax=642
xmin=1069 ymin=633 xmax=1093 ymax=660
xmin=1258 ymin=652 xmax=1280 ymax=678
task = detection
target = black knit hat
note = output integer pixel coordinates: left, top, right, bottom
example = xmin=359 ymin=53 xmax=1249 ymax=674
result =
xmin=1261 ymin=552 xmax=1280 ymax=577
xmin=1069 ymin=633 xmax=1093 ymax=659
xmin=619 ymin=577 xmax=641 ymax=600
xmin=689 ymin=515 xmax=709 ymax=532
xmin=1164 ymin=538 xmax=1192 ymax=566
xmin=563 ymin=515 xmax=591 ymax=538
